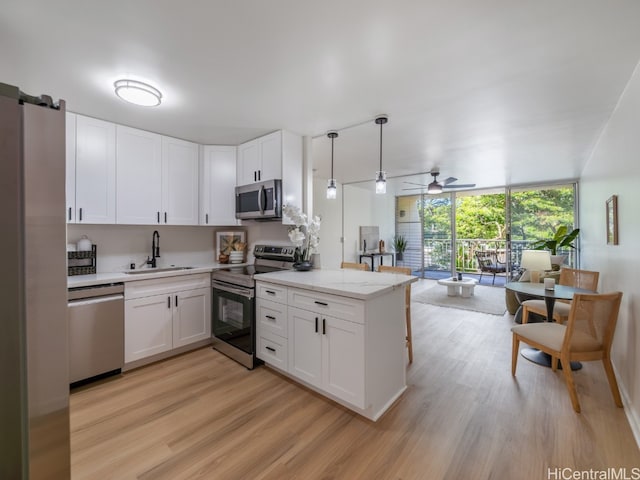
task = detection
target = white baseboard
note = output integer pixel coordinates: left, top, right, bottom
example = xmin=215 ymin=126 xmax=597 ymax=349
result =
xmin=613 ymin=362 xmax=640 ymax=449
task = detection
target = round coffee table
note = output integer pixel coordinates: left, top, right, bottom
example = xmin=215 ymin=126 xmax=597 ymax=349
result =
xmin=437 ymin=277 xmax=477 ymax=298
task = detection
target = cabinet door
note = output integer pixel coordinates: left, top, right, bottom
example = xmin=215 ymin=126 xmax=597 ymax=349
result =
xmin=65 ymin=112 xmax=76 ymax=223
xmin=173 ymin=287 xmax=211 ymax=348
xmin=258 ymin=131 xmax=282 ymax=181
xmin=237 ymin=138 xmax=259 ymax=185
xmin=116 ymin=125 xmax=162 ymax=225
xmin=288 ymin=306 xmax=322 ymax=388
xmin=322 ymin=315 xmax=365 ymax=408
xmin=75 ymin=115 xmax=116 ymax=223
xmin=162 ymin=136 xmax=199 ymax=225
xmin=200 ymin=145 xmax=238 ymax=225
xmin=125 ymin=294 xmax=173 ymax=363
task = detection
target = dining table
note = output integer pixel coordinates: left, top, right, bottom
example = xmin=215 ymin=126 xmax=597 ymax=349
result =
xmin=505 ymin=281 xmax=596 ymax=370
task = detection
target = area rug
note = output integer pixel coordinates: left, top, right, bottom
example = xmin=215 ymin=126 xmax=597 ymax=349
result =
xmin=412 ymin=284 xmax=507 ymax=316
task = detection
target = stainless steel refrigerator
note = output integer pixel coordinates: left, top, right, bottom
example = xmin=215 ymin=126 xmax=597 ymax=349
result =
xmin=0 ymin=83 xmax=70 ymax=479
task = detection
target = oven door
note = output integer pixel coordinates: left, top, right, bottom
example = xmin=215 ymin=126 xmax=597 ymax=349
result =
xmin=211 ymin=280 xmax=255 ymax=368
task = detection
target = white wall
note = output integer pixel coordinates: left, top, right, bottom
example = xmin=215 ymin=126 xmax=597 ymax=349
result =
xmin=313 ymin=177 xmax=344 ymax=270
xmin=580 ymin=61 xmax=640 ymax=442
xmin=68 ymin=221 xmax=290 ymax=272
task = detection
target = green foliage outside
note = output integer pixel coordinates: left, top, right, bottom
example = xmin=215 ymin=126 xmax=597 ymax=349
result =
xmin=406 ymin=186 xmax=576 ymax=271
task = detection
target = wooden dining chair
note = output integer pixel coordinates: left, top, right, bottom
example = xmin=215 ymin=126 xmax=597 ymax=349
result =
xmin=340 ymin=262 xmax=368 ymax=271
xmin=378 ymin=265 xmax=413 ymax=364
xmin=512 ymin=291 xmax=623 ymax=412
xmin=522 ymin=268 xmax=599 ymax=324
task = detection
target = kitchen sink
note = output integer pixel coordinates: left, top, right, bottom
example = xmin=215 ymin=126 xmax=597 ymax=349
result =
xmin=124 ymin=266 xmax=194 ymax=275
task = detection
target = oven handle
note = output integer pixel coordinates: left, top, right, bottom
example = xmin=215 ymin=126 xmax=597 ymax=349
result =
xmin=212 ymin=280 xmax=254 ymax=299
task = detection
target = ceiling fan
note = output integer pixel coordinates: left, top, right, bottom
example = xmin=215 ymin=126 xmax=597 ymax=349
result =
xmin=402 ymin=170 xmax=476 ymax=194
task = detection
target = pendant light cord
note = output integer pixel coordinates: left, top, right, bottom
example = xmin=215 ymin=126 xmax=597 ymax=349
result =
xmin=379 ymin=121 xmax=383 ymax=172
xmin=331 ymin=135 xmax=334 ymax=179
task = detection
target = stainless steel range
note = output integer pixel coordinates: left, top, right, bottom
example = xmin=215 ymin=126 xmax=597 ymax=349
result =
xmin=211 ymin=244 xmax=295 ymax=368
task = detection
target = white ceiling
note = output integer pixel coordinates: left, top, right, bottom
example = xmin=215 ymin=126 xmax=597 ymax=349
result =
xmin=2 ymin=1 xmax=640 ymax=191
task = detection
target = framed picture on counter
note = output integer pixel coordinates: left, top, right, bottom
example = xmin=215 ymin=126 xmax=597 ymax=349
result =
xmin=216 ymin=231 xmax=246 ymax=255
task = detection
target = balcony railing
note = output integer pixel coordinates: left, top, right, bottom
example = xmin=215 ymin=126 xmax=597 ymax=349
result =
xmin=401 ymin=238 xmax=575 ymax=277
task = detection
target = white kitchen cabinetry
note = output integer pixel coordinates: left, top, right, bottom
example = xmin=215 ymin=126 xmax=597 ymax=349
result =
xmin=124 ymin=274 xmax=211 ymax=365
xmin=256 ymin=283 xmax=289 ymax=371
xmin=255 ymin=276 xmax=407 ymax=421
xmin=115 ymin=131 xmax=199 ymax=225
xmin=74 ymin=115 xmax=116 ymax=223
xmin=236 ymin=131 xmax=302 ymax=225
xmin=237 ymin=131 xmax=281 ymax=185
xmin=162 ymin=136 xmax=199 ymax=225
xmin=116 ymin=125 xmax=162 ymax=225
xmin=200 ymin=145 xmax=238 ymax=225
xmin=65 ymin=112 xmax=76 ymax=223
xmin=288 ymin=300 xmax=365 ymax=409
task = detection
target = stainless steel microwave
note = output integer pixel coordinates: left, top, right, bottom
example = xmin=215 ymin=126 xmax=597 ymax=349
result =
xmin=235 ymin=179 xmax=282 ymax=220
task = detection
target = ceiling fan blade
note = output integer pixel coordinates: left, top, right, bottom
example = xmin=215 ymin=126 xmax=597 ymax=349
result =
xmin=402 ymin=187 xmax=426 ymax=191
xmin=403 ymin=181 xmax=429 ymax=187
xmin=443 ymin=183 xmax=476 ymax=189
xmin=442 ymin=177 xmax=457 ymax=185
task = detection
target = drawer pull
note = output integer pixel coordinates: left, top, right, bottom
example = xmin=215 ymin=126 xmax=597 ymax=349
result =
xmin=266 ymin=346 xmax=276 ymax=353
xmin=265 ymin=315 xmax=276 ymax=320
xmin=265 ymin=290 xmax=276 ymax=295
xmin=314 ymin=301 xmax=328 ymax=306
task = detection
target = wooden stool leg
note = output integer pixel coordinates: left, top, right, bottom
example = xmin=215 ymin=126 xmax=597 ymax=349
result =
xmin=406 ymin=297 xmax=413 ymax=364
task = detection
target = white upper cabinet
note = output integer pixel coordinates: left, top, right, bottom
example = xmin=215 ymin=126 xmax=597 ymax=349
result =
xmin=115 ymin=131 xmax=199 ymax=226
xmin=74 ymin=115 xmax=116 ymax=224
xmin=162 ymin=136 xmax=199 ymax=226
xmin=236 ymin=131 xmax=285 ymax=185
xmin=116 ymin=125 xmax=162 ymax=225
xmin=236 ymin=130 xmax=303 ymax=225
xmin=200 ymin=145 xmax=238 ymax=226
xmin=65 ymin=112 xmax=76 ymax=223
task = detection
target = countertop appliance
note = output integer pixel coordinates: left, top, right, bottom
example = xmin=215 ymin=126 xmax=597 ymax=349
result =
xmin=211 ymin=244 xmax=296 ymax=368
xmin=68 ymin=283 xmax=125 ymax=385
xmin=1 ymin=82 xmax=70 ymax=478
xmin=235 ymin=179 xmax=282 ymax=220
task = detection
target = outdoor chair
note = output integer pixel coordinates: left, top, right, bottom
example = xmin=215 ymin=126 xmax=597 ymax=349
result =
xmin=475 ymin=250 xmax=507 ymax=285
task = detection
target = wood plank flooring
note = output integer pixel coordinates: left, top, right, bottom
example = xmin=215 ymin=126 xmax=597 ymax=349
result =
xmin=70 ymin=279 xmax=640 ymax=479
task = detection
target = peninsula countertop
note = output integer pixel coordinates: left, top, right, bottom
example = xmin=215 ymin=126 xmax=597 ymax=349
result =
xmin=254 ymin=268 xmax=417 ymax=300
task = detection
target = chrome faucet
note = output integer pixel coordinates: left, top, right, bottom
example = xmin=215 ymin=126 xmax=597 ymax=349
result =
xmin=146 ymin=230 xmax=160 ymax=268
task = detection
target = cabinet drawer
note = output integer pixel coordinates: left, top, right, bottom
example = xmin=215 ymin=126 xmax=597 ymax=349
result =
xmin=125 ymin=273 xmax=210 ymax=299
xmin=257 ymin=299 xmax=288 ymax=338
xmin=288 ymin=288 xmax=365 ymax=324
xmin=256 ymin=282 xmax=288 ymax=303
xmin=257 ymin=331 xmax=288 ymax=371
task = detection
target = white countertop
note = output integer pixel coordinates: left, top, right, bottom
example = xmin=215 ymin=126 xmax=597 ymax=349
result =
xmin=67 ymin=262 xmax=247 ymax=288
xmin=255 ymin=269 xmax=417 ymax=300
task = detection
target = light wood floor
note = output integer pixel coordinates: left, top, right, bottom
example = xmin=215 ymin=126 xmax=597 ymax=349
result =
xmin=70 ymin=279 xmax=640 ymax=480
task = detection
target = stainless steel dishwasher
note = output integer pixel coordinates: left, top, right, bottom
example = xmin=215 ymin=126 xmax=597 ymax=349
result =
xmin=68 ymin=283 xmax=125 ymax=385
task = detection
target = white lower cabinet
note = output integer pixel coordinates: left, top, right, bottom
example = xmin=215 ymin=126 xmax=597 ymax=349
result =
xmin=125 ymin=274 xmax=211 ymax=364
xmin=256 ymin=281 xmax=366 ymax=410
xmin=288 ymin=306 xmax=365 ymax=408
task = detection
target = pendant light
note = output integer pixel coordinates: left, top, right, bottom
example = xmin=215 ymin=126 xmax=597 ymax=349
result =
xmin=375 ymin=115 xmax=388 ymax=194
xmin=327 ymin=131 xmax=338 ymax=199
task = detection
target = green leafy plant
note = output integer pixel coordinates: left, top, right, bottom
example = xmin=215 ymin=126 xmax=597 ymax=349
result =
xmin=392 ymin=235 xmax=407 ymax=254
xmin=531 ymin=225 xmax=580 ymax=255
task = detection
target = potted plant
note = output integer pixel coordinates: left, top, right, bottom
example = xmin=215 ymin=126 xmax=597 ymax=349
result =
xmin=393 ymin=235 xmax=407 ymax=261
xmin=531 ymin=225 xmax=580 ymax=270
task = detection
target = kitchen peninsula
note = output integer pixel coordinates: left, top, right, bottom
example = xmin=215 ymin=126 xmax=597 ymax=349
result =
xmin=255 ymin=269 xmax=416 ymax=421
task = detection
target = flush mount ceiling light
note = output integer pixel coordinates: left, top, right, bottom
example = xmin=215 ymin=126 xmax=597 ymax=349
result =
xmin=114 ymin=79 xmax=162 ymax=107
xmin=374 ymin=115 xmax=388 ymax=194
xmin=327 ymin=131 xmax=338 ymax=199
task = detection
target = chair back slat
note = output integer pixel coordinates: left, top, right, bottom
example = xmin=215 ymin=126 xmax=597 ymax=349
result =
xmin=341 ymin=262 xmax=368 ymax=271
